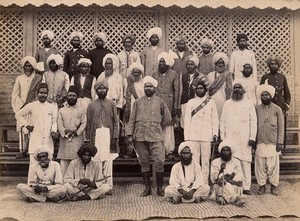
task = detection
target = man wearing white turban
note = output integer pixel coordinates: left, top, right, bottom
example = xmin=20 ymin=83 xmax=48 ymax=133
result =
xmin=141 ymin=27 xmax=164 ymax=76
xmin=63 ymin=31 xmax=88 ymax=80
xmin=207 ymin=52 xmax=233 ymax=118
xmin=165 ymin=141 xmax=210 ymax=204
xmin=42 ymin=54 xmax=70 ymax=109
xmin=126 ymin=77 xmax=171 ymax=197
xmin=35 ymin=30 xmax=60 ymax=73
xmin=198 ymin=37 xmax=215 ymax=75
xmin=88 ymin=32 xmax=112 ymax=79
xmin=118 ymin=34 xmax=141 ymax=79
xmin=210 ymin=140 xmax=246 ymax=207
xmin=229 ymin=33 xmax=257 ymax=80
xmin=122 ymin=62 xmax=145 ymax=158
xmin=220 ymin=80 xmax=257 ymax=195
xmin=12 ymin=56 xmax=43 ymax=158
xmin=255 ymin=82 xmax=284 ymax=196
xmin=152 ymin=52 xmax=180 ymax=160
xmin=97 ymin=54 xmax=123 ymax=109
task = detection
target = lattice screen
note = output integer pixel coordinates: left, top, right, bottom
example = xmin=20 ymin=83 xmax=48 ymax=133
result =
xmin=0 ymin=10 xmax=24 ymax=74
xmin=96 ymin=10 xmax=157 ymax=54
xmin=168 ymin=12 xmax=229 ymax=55
xmin=232 ymin=13 xmax=291 ymax=77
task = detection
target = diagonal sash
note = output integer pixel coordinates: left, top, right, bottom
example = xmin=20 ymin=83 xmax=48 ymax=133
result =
xmin=191 ymin=97 xmax=211 ymax=117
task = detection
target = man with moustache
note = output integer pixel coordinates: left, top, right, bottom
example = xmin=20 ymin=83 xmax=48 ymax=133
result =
xmin=12 ymin=56 xmax=42 ymax=158
xmin=86 ymin=80 xmax=119 ymax=189
xmin=165 ymin=141 xmax=210 ymax=204
xmin=255 ymin=83 xmax=284 ymax=195
xmin=97 ymin=54 xmax=123 ymax=109
xmin=17 ymin=147 xmax=66 ymax=203
xmin=141 ymin=27 xmax=164 ymax=76
xmin=184 ymin=76 xmax=218 ymax=184
xmin=64 ymin=143 xmax=111 ymax=201
xmin=198 ymin=37 xmax=215 ymax=75
xmin=220 ymin=80 xmax=257 ymax=195
xmin=16 ymin=83 xmax=58 ymax=182
xmin=57 ymin=85 xmax=87 ymax=175
xmin=229 ymin=33 xmax=257 ymax=80
xmin=126 ymin=76 xmax=172 ymax=197
xmin=211 ymin=140 xmax=246 ymax=207
xmin=122 ymin=62 xmax=145 ymax=158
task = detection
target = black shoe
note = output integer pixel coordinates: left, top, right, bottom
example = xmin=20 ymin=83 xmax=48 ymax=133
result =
xmin=140 ymin=186 xmax=151 ymax=197
xmin=270 ymin=184 xmax=278 ymax=196
xmin=156 ymin=172 xmax=165 ymax=197
xmin=140 ymin=172 xmax=151 ymax=197
xmin=172 ymin=196 xmax=182 ymax=204
xmin=258 ymin=185 xmax=266 ymax=195
xmin=243 ymin=190 xmax=252 ymax=195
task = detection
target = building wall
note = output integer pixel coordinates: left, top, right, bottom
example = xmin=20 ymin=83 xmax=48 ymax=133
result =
xmin=0 ymin=6 xmax=298 ymax=126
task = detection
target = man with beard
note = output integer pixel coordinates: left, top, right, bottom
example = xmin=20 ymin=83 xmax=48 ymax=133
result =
xmin=152 ymin=52 xmax=180 ymax=160
xmin=141 ymin=27 xmax=164 ymax=76
xmin=210 ymin=140 xmax=246 ymax=207
xmin=239 ymin=63 xmax=259 ymax=106
xmin=207 ymin=52 xmax=233 ymax=118
xmin=118 ymin=34 xmax=141 ymax=79
xmin=17 ymin=147 xmax=66 ymax=203
xmin=184 ymin=76 xmax=218 ymax=184
xmin=198 ymin=37 xmax=214 ymax=75
xmin=220 ymin=79 xmax=257 ymax=195
xmin=88 ymin=32 xmax=112 ymax=79
xmin=57 ymin=85 xmax=87 ymax=175
xmin=255 ymin=82 xmax=284 ymax=195
xmin=70 ymin=58 xmax=96 ymax=111
xmin=86 ymin=80 xmax=119 ymax=190
xmin=122 ymin=62 xmax=145 ymax=158
xmin=229 ymin=33 xmax=257 ymax=80
xmin=64 ymin=143 xmax=111 ymax=201
xmin=35 ymin=30 xmax=60 ymax=73
xmin=42 ymin=54 xmax=70 ymax=109
xmin=16 ymin=83 xmax=58 ymax=183
xmin=97 ymin=53 xmax=123 ymax=109
xmin=165 ymin=141 xmax=210 ymax=204
xmin=63 ymin=31 xmax=88 ymax=80
xmin=126 ymin=76 xmax=172 ymax=197
xmin=12 ymin=56 xmax=42 ymax=158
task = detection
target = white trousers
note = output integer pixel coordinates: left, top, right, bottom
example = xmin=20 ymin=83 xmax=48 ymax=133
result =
xmin=102 ymin=160 xmax=113 ymax=187
xmin=163 ymin=125 xmax=175 ymax=154
xmin=64 ymin=183 xmax=111 ymax=200
xmin=240 ymin=160 xmax=251 ymax=190
xmin=165 ymin=184 xmax=210 ymax=202
xmin=214 ymin=183 xmax=243 ymax=204
xmin=27 ymin=154 xmax=38 ymax=185
xmin=60 ymin=160 xmax=72 ymax=177
xmin=190 ymin=141 xmax=211 ymax=184
xmin=17 ymin=183 xmax=66 ymax=202
xmin=255 ymin=155 xmax=279 ymax=186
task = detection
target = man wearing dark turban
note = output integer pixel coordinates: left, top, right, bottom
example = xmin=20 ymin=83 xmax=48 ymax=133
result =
xmin=64 ymin=142 xmax=111 ymax=201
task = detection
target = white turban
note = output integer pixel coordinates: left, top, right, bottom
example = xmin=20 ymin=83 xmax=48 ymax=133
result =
xmin=93 ymin=32 xmax=107 ymax=44
xmin=103 ymin=53 xmax=119 ymax=71
xmin=187 ymin=55 xmax=199 ymax=66
xmin=178 ymin=141 xmax=195 ymax=155
xmin=146 ymin=27 xmax=162 ymax=39
xmin=41 ymin=30 xmax=55 ymax=40
xmin=128 ymin=62 xmax=144 ymax=75
xmin=47 ymin=54 xmax=63 ymax=66
xmin=233 ymin=78 xmax=246 ymax=90
xmin=256 ymin=80 xmax=275 ymax=98
xmin=218 ymin=139 xmax=234 ymax=153
xmin=213 ymin=52 xmax=229 ymax=66
xmin=70 ymin=31 xmax=84 ymax=41
xmin=78 ymin=58 xmax=92 ymax=66
xmin=158 ymin=52 xmax=175 ymax=67
xmin=34 ymin=145 xmax=53 ymax=161
xmin=143 ymin=76 xmax=158 ymax=88
xmin=200 ymin=37 xmax=214 ymax=48
xmin=21 ymin=56 xmax=37 ymax=69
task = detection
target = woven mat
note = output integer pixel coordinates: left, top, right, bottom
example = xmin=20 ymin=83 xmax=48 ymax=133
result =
xmin=0 ymin=181 xmax=299 ymax=221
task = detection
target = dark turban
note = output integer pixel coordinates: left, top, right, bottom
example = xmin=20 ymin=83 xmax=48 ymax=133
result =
xmin=122 ymin=34 xmax=136 ymax=44
xmin=77 ymin=142 xmax=98 ymax=157
xmin=68 ymin=85 xmax=79 ymax=96
xmin=37 ymin=83 xmax=48 ymax=92
xmin=192 ymin=75 xmax=209 ymax=91
xmin=236 ymin=33 xmax=248 ymax=42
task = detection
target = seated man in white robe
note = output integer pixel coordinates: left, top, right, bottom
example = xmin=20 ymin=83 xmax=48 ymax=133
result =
xmin=210 ymin=140 xmax=246 ymax=207
xmin=64 ymin=142 xmax=111 ymax=201
xmin=17 ymin=147 xmax=66 ymax=203
xmin=165 ymin=141 xmax=210 ymax=204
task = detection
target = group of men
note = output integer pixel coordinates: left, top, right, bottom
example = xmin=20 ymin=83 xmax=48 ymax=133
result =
xmin=12 ymin=27 xmax=291 ymax=206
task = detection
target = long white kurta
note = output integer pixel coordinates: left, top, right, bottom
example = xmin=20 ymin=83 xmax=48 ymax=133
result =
xmin=15 ymin=101 xmax=57 ymax=154
xmin=240 ymin=76 xmax=260 ymax=106
xmin=229 ymin=49 xmax=257 ymax=80
xmin=220 ymin=98 xmax=257 ymax=162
